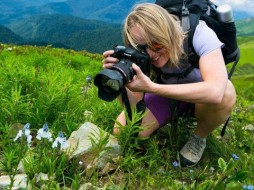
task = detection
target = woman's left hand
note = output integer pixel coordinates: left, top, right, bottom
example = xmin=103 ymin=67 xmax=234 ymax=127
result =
xmin=126 ymin=63 xmax=152 ymax=92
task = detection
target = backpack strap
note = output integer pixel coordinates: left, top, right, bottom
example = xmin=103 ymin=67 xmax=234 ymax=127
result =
xmin=228 ymin=48 xmax=240 ymax=79
xmin=181 ymin=0 xmax=191 ymax=66
xmin=153 ymin=64 xmax=195 ymax=80
xmin=220 ymin=49 xmax=240 ymax=137
xmin=181 ymin=0 xmax=190 ymax=32
xmin=220 ymin=115 xmax=230 ymax=137
xmin=179 ymin=1 xmax=202 ymax=67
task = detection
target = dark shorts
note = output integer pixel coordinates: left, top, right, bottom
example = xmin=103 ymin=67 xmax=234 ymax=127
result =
xmin=144 ymin=93 xmax=195 ymax=127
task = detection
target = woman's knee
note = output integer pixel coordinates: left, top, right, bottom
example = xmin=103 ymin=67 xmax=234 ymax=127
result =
xmin=139 ymin=110 xmax=160 ymax=137
xmin=113 ymin=109 xmax=160 ymax=137
xmin=113 ymin=111 xmax=126 ymax=135
xmin=195 ymin=81 xmax=236 ymax=119
xmin=221 ymin=80 xmax=236 ymax=112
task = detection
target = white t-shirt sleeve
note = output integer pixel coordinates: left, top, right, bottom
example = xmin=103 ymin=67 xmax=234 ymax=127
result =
xmin=192 ymin=20 xmax=224 ymax=57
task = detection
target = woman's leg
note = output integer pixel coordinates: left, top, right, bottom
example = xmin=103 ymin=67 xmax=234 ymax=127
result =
xmin=180 ymin=80 xmax=236 ymax=166
xmin=194 ymin=80 xmax=236 ymax=137
xmin=113 ymin=88 xmax=170 ymax=138
xmin=113 ymin=109 xmax=160 ymax=138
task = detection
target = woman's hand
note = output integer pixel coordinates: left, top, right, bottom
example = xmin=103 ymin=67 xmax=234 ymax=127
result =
xmin=126 ymin=63 xmax=153 ymax=92
xmin=102 ymin=50 xmax=119 ymax=69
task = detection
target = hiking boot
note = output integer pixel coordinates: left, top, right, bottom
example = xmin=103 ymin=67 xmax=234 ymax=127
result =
xmin=179 ymin=134 xmax=206 ymax=167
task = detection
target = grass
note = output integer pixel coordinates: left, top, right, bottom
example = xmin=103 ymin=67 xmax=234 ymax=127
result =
xmin=0 ymin=43 xmax=253 ymax=189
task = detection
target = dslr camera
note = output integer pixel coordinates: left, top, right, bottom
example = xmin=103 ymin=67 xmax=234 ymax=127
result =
xmin=94 ymin=45 xmax=150 ymax=102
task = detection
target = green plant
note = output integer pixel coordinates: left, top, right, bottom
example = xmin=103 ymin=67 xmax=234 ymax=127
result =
xmin=115 ymin=107 xmax=149 ymax=155
xmin=0 ymin=43 xmax=253 ymax=189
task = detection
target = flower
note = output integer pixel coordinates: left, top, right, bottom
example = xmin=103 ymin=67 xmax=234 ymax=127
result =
xmin=36 ymin=123 xmax=53 ymax=141
xmin=232 ymin=154 xmax=239 ymax=161
xmin=243 ymin=185 xmax=254 ymax=190
xmin=86 ymin=75 xmax=92 ymax=83
xmin=79 ymin=161 xmax=83 ymax=165
xmin=14 ymin=123 xmax=32 ymax=147
xmin=26 ymin=135 xmax=32 ymax=146
xmin=173 ymin=161 xmax=179 ymax=167
xmin=209 ymin=166 xmax=215 ymax=173
xmin=189 ymin=169 xmax=194 ymax=180
xmin=52 ymin=131 xmax=69 ymax=150
xmin=14 ymin=130 xmax=23 ymax=142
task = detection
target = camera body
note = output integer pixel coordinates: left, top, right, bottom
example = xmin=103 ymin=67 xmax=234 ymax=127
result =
xmin=94 ymin=45 xmax=150 ymax=102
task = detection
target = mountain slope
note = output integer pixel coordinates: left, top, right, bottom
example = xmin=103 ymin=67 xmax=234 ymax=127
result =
xmin=236 ymin=17 xmax=254 ymax=36
xmin=0 ymin=0 xmax=155 ymax=24
xmin=64 ymin=0 xmax=148 ymax=23
xmin=7 ymin=14 xmax=123 ymax=53
xmin=0 ymin=25 xmax=24 ymax=44
xmin=0 ymin=0 xmax=67 ymax=24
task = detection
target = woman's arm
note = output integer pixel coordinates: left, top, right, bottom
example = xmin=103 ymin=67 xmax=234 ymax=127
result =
xmin=127 ymin=48 xmax=228 ymax=104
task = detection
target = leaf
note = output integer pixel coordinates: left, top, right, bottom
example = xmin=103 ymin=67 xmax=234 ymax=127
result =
xmin=195 ymin=179 xmax=214 ymax=190
xmin=228 ymin=171 xmax=249 ymax=182
xmin=226 ymin=158 xmax=237 ymax=173
xmin=218 ymin=157 xmax=227 ymax=172
xmin=213 ymin=181 xmax=226 ymax=190
xmin=225 ymin=181 xmax=243 ymax=190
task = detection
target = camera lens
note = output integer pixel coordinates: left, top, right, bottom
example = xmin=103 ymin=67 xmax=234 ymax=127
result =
xmin=94 ymin=68 xmax=125 ymax=101
xmin=94 ymin=46 xmax=150 ymax=102
xmin=101 ymin=75 xmax=121 ymax=93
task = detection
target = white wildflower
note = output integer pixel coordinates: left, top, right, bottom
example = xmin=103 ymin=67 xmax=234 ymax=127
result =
xmin=60 ymin=139 xmax=69 ymax=150
xmin=14 ymin=123 xmax=32 ymax=147
xmin=36 ymin=123 xmax=53 ymax=141
xmin=79 ymin=161 xmax=83 ymax=165
xmin=210 ymin=166 xmax=215 ymax=173
xmin=52 ymin=131 xmax=69 ymax=150
xmin=242 ymin=124 xmax=254 ymax=131
xmin=14 ymin=130 xmax=23 ymax=142
xmin=26 ymin=134 xmax=32 ymax=147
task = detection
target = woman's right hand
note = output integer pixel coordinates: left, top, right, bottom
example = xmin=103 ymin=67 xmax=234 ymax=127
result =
xmin=102 ymin=50 xmax=119 ymax=69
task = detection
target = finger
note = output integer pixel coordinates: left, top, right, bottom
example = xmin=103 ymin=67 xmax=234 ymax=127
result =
xmin=104 ymin=56 xmax=119 ymax=63
xmin=132 ymin=63 xmax=142 ymax=75
xmin=102 ymin=63 xmax=114 ymax=69
xmin=102 ymin=57 xmax=118 ymax=68
xmin=103 ymin=50 xmax=114 ymax=58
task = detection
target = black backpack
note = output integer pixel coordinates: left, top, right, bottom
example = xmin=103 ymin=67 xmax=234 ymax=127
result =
xmin=155 ymin=0 xmax=240 ymax=79
xmin=155 ymin=0 xmax=240 ymax=136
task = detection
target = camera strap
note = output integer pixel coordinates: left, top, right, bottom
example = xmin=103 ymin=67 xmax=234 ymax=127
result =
xmin=121 ymin=88 xmax=146 ymax=125
xmin=121 ymin=88 xmax=132 ymax=120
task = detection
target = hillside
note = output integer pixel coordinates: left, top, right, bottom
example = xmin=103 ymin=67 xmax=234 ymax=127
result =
xmin=64 ymin=0 xmax=154 ymax=23
xmin=1 ymin=0 xmax=253 ymax=25
xmin=0 ymin=0 xmax=155 ymax=25
xmin=229 ymin=36 xmax=254 ymax=91
xmin=236 ymin=17 xmax=254 ymax=36
xmin=3 ymin=17 xmax=254 ymax=54
xmin=0 ymin=1 xmax=253 ymax=54
xmin=0 ymin=25 xmax=24 ymax=44
xmin=7 ymin=14 xmax=123 ymax=53
xmin=0 ymin=43 xmax=253 ymax=189
xmin=233 ymin=38 xmax=254 ymax=75
xmin=1 ymin=9 xmax=254 ymax=55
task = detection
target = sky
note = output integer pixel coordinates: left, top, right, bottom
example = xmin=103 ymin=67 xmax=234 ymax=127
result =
xmin=211 ymin=0 xmax=254 ymax=14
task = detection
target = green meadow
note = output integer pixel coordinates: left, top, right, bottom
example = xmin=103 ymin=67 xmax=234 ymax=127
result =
xmin=0 ymin=36 xmax=253 ymax=189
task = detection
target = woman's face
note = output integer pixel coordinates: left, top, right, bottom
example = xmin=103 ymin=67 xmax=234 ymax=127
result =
xmin=130 ymin=24 xmax=170 ymax=68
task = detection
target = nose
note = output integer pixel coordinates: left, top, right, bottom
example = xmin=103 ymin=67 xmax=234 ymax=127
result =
xmin=146 ymin=48 xmax=157 ymax=57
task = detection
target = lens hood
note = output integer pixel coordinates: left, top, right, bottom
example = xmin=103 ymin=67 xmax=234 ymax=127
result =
xmin=94 ymin=69 xmax=124 ymax=102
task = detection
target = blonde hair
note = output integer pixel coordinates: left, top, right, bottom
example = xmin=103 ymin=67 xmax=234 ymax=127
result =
xmin=123 ymin=3 xmax=185 ymax=67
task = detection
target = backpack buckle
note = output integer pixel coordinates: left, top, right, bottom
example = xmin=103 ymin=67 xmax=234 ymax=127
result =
xmin=182 ymin=7 xmax=189 ymax=16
